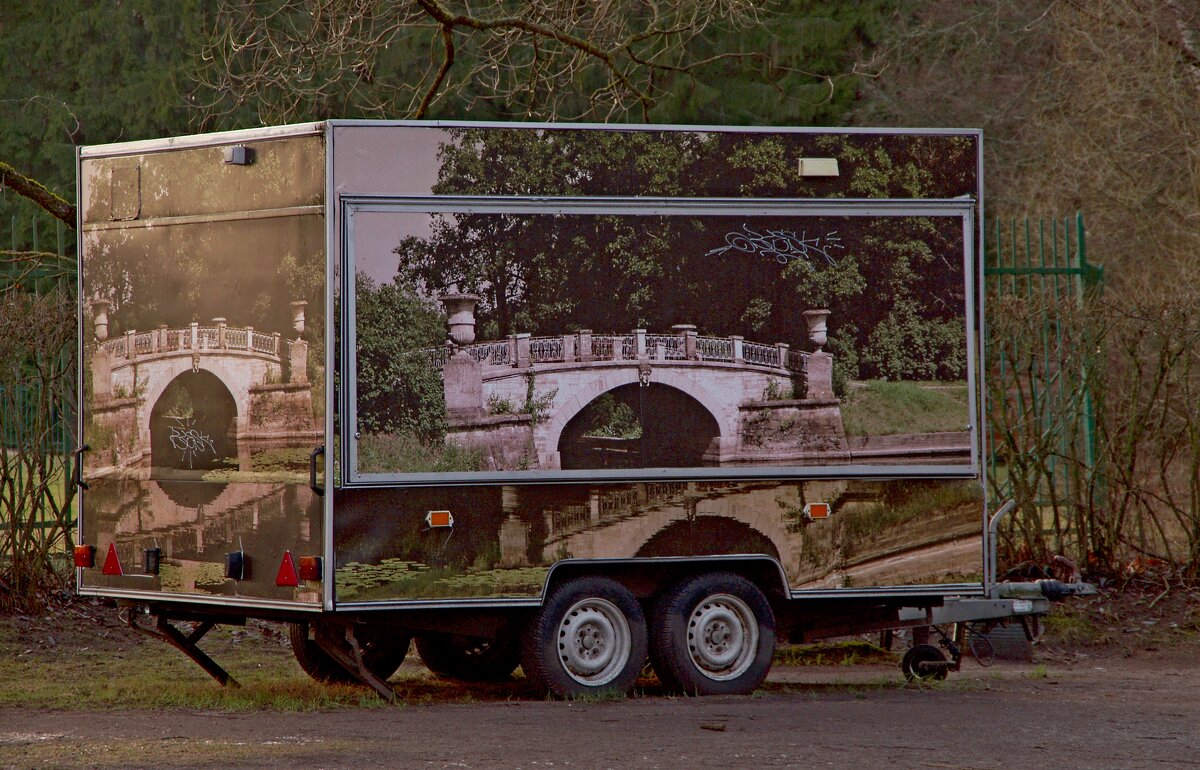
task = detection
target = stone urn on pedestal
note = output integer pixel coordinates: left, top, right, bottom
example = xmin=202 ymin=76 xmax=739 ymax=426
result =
xmin=290 ymin=300 xmax=307 ymax=337
xmin=442 ymin=293 xmax=480 ymax=348
xmin=802 ymin=309 xmax=833 ymax=400
xmin=89 ymin=298 xmax=114 ymax=402
xmin=440 ymin=293 xmax=484 ymax=418
xmin=288 ymin=300 xmax=309 ymax=385
xmin=802 ymin=309 xmax=830 ymax=352
xmin=90 ymin=298 xmax=111 ymax=342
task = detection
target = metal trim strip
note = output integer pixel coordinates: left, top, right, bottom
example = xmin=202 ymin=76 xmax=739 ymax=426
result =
xmin=80 ymin=205 xmax=324 ymax=232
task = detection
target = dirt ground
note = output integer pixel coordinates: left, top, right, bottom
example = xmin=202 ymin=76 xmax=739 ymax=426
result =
xmin=1 ymin=579 xmax=1198 ymax=770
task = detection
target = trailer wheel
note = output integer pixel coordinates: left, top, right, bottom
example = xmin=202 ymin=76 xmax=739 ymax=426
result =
xmin=901 ymin=643 xmax=949 ymax=681
xmin=415 ymin=632 xmax=521 ymax=682
xmin=288 ymin=621 xmax=410 ymax=684
xmin=521 ymin=577 xmax=648 ymax=698
xmin=650 ymin=573 xmax=775 ymax=696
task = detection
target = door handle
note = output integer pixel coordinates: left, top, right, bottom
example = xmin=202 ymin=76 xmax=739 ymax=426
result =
xmin=309 ymin=445 xmax=325 ymax=496
xmin=74 ymin=444 xmax=89 ymax=490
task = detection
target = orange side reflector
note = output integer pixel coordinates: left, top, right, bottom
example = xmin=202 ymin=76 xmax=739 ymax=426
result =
xmin=73 ymin=545 xmax=96 ymax=568
xmin=426 ymin=510 xmax=454 ymax=528
xmin=101 ymin=543 xmax=123 ymax=576
xmin=804 ymin=502 xmax=831 ymax=520
xmin=275 ymin=551 xmax=299 ymax=587
xmin=297 ymin=556 xmax=323 ymax=582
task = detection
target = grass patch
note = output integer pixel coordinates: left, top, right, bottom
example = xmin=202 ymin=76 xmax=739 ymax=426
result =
xmin=0 ymin=614 xmax=405 ymax=711
xmin=357 ymin=432 xmax=483 ymax=474
xmin=841 ymin=380 xmax=970 ymax=436
xmin=1042 ymin=608 xmax=1105 ymax=645
xmin=774 ymin=640 xmax=896 ymax=667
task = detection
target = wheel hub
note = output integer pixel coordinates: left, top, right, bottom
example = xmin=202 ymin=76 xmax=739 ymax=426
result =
xmin=558 ymin=598 xmax=631 ymax=685
xmin=686 ymin=594 xmax=757 ymax=680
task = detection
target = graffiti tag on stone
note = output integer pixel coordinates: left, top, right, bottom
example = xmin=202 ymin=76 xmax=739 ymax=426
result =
xmin=168 ymin=416 xmax=216 ymax=468
xmin=706 ymin=225 xmax=844 ymax=265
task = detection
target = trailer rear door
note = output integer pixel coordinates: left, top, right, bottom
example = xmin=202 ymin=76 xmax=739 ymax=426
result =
xmin=76 ymin=124 xmax=331 ymax=611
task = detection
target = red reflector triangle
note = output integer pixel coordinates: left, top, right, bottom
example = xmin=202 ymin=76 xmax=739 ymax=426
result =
xmin=275 ymin=551 xmax=299 ymax=587
xmin=101 ymin=543 xmax=123 ymax=576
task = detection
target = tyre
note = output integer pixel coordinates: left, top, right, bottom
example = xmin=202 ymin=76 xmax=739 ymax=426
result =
xmin=289 ymin=620 xmax=410 ymax=684
xmin=650 ymin=572 xmax=776 ymax=696
xmin=415 ymin=632 xmax=521 ymax=682
xmin=900 ymin=643 xmax=948 ymax=681
xmin=521 ymin=577 xmax=648 ymax=698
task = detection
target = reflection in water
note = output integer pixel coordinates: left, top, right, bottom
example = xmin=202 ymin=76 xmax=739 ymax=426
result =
xmin=334 ymin=479 xmax=984 ymax=602
xmin=84 ymin=479 xmax=320 ymax=599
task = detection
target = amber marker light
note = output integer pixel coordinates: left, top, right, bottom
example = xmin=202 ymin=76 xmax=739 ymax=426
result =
xmin=73 ymin=545 xmax=96 ymax=568
xmin=297 ymin=556 xmax=323 ymax=582
xmin=426 ymin=510 xmax=454 ymax=528
xmin=804 ymin=502 xmax=831 ymax=520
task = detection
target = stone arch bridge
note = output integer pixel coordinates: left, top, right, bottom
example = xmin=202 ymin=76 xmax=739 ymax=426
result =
xmin=89 ymin=320 xmax=320 ymax=473
xmin=427 ymin=327 xmax=847 ymax=470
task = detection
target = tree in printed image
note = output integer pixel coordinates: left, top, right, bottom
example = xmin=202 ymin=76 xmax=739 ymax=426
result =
xmin=394 ymin=128 xmax=971 ymax=383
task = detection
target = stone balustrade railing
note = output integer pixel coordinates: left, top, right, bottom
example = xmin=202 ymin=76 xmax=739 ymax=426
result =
xmin=100 ymin=321 xmax=296 ymax=363
xmin=421 ymin=328 xmax=811 ymax=374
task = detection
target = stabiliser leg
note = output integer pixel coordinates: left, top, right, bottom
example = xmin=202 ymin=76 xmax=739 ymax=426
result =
xmin=122 ymin=610 xmax=240 ymax=688
xmin=312 ymin=622 xmax=397 ymax=703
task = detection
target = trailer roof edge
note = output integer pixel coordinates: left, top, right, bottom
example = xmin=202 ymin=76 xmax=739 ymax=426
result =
xmin=327 ymin=118 xmax=982 ymax=137
xmin=79 ymin=121 xmax=326 ymax=158
xmin=80 ymin=120 xmax=984 ymax=159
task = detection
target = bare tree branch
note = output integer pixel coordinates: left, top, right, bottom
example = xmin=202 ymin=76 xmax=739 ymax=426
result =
xmin=415 ymin=23 xmax=457 ymax=119
xmin=0 ymin=161 xmax=76 ymax=228
xmin=189 ymin=0 xmax=766 ymax=126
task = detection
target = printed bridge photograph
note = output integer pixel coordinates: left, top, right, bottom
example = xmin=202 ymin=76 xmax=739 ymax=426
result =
xmin=352 ymin=208 xmax=972 ymax=477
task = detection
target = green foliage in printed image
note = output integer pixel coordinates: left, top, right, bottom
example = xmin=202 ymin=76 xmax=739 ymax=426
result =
xmin=579 ymin=394 xmax=643 ymax=439
xmin=396 ymin=126 xmax=971 ymax=383
xmin=354 ymin=274 xmax=447 ymax=443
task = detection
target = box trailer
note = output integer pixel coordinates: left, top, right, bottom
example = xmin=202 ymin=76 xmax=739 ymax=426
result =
xmin=74 ymin=120 xmax=1089 ymax=698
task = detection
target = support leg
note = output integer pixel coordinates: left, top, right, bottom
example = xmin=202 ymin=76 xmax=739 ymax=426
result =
xmin=123 ymin=611 xmax=239 ymax=688
xmin=312 ymin=623 xmax=397 ymax=703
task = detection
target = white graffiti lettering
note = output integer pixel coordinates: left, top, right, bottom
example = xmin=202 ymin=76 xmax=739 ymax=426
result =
xmin=706 ymin=225 xmax=844 ymax=265
xmin=168 ymin=417 xmax=216 ymax=468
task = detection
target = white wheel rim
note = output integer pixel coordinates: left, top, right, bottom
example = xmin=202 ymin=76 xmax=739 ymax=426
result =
xmin=686 ymin=593 xmax=758 ymax=681
xmin=557 ymin=597 xmax=631 ymax=687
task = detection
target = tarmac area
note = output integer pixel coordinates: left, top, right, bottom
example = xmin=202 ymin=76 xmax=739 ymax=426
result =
xmin=2 ymin=652 xmax=1197 ymax=770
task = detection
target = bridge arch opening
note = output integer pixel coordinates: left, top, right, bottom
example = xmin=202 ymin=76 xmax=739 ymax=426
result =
xmin=558 ymin=383 xmax=720 ymax=470
xmin=635 ymin=516 xmax=781 ymax=560
xmin=150 ymin=369 xmax=238 ymax=474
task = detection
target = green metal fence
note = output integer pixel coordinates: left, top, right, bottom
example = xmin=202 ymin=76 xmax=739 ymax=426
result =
xmin=1 ymin=209 xmax=74 ymax=455
xmin=984 ymin=213 xmax=1103 ymax=558
xmin=1 ymin=204 xmax=75 ymax=289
